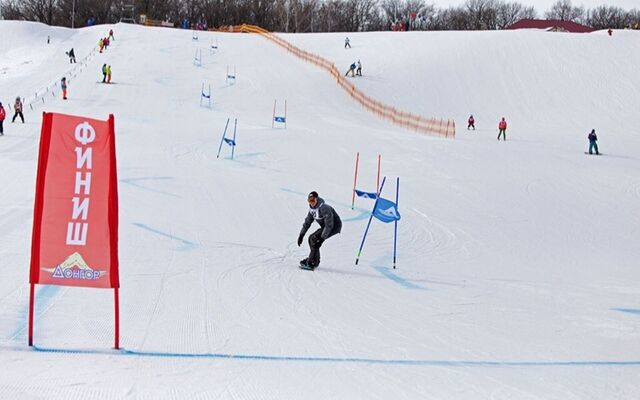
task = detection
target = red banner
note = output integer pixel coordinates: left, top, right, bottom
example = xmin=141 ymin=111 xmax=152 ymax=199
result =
xmin=30 ymin=112 xmax=119 ymax=289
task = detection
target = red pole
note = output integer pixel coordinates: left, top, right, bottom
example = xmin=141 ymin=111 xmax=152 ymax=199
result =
xmin=351 ymin=152 xmax=359 ymax=209
xmin=376 ymin=154 xmax=381 ymax=194
xmin=28 ymin=283 xmax=35 ymax=346
xmin=114 ymin=287 xmax=120 ymax=349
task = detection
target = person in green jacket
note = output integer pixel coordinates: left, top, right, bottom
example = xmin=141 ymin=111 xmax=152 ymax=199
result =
xmin=106 ymin=65 xmax=112 ymax=83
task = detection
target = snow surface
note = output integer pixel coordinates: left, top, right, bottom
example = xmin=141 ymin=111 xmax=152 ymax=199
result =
xmin=1 ymin=21 xmax=639 ymax=399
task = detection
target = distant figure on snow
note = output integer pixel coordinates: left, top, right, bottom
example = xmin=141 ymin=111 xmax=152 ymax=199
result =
xmin=109 ymin=29 xmax=115 ymax=41
xmin=588 ymin=129 xmax=599 ymax=155
xmin=99 ymin=38 xmax=104 ymax=53
xmin=497 ymin=117 xmax=507 ymax=140
xmin=297 ymin=191 xmax=342 ymax=269
xmin=102 ymin=63 xmax=108 ymax=83
xmin=106 ymin=65 xmax=112 ymax=83
xmin=345 ymin=62 xmax=356 ymax=77
xmin=608 ymin=28 xmax=613 ymax=36
xmin=467 ymin=115 xmax=475 ymax=130
xmin=356 ymin=60 xmax=362 ymax=76
xmin=61 ymin=77 xmax=68 ymax=100
xmin=12 ymin=97 xmax=24 ymax=123
xmin=0 ymin=102 xmax=6 ymax=135
xmin=67 ymin=48 xmax=76 ymax=63
xmin=345 ymin=37 xmax=351 ymax=49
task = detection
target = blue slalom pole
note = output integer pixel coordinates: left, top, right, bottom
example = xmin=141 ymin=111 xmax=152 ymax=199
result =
xmin=217 ymin=118 xmax=230 ymax=158
xmin=231 ymin=118 xmax=237 ymax=160
xmin=355 ymin=176 xmax=387 ymax=265
xmin=393 ymin=177 xmax=400 ymax=269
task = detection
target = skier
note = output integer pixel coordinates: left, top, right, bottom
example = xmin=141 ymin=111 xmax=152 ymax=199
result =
xmin=102 ymin=63 xmax=107 ymax=83
xmin=99 ymin=38 xmax=104 ymax=53
xmin=345 ymin=62 xmax=356 ymax=77
xmin=61 ymin=77 xmax=68 ymax=100
xmin=345 ymin=36 xmax=351 ymax=49
xmin=356 ymin=60 xmax=362 ymax=76
xmin=67 ymin=48 xmax=76 ymax=63
xmin=0 ymin=102 xmax=5 ymax=135
xmin=106 ymin=65 xmax=112 ymax=83
xmin=109 ymin=29 xmax=115 ymax=41
xmin=588 ymin=129 xmax=599 ymax=155
xmin=12 ymin=97 xmax=24 ymax=123
xmin=467 ymin=114 xmax=475 ymax=130
xmin=497 ymin=117 xmax=507 ymax=141
xmin=297 ymin=191 xmax=342 ymax=269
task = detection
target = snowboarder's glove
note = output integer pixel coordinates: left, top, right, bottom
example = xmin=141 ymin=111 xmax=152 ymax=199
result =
xmin=297 ymin=234 xmax=304 ymax=247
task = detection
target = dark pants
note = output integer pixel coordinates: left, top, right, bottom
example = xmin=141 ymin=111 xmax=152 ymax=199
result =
xmin=497 ymin=129 xmax=506 ymax=140
xmin=12 ymin=111 xmax=24 ymax=123
xmin=468 ymin=123 xmax=475 ymax=130
xmin=307 ymin=228 xmax=338 ymax=267
xmin=0 ymin=120 xmax=4 ymax=134
xmin=103 ymin=73 xmax=107 ymax=83
xmin=589 ymin=141 xmax=599 ymax=154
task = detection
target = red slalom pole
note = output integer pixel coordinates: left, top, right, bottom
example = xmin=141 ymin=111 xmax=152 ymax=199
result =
xmin=114 ymin=287 xmax=120 ymax=349
xmin=28 ymin=283 xmax=35 ymax=346
xmin=352 ymin=152 xmax=360 ymax=209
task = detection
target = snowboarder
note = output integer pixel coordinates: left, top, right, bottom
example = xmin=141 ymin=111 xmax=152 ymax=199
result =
xmin=497 ymin=117 xmax=507 ymax=140
xmin=588 ymin=129 xmax=599 ymax=155
xmin=0 ymin=102 xmax=5 ymax=135
xmin=345 ymin=37 xmax=351 ymax=49
xmin=356 ymin=60 xmax=362 ymax=76
xmin=109 ymin=29 xmax=115 ymax=41
xmin=102 ymin=63 xmax=107 ymax=83
xmin=12 ymin=97 xmax=24 ymax=123
xmin=106 ymin=65 xmax=112 ymax=83
xmin=297 ymin=191 xmax=342 ymax=269
xmin=345 ymin=62 xmax=356 ymax=77
xmin=67 ymin=48 xmax=76 ymax=63
xmin=467 ymin=115 xmax=475 ymax=130
xmin=61 ymin=77 xmax=68 ymax=100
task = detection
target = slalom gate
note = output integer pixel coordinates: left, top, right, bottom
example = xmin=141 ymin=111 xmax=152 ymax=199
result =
xmin=218 ymin=24 xmax=455 ymax=139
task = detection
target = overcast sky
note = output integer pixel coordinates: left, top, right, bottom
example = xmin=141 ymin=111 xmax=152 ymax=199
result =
xmin=432 ymin=0 xmax=639 ymax=13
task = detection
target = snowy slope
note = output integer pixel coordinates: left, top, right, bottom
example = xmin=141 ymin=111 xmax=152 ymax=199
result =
xmin=0 ymin=22 xmax=639 ymax=399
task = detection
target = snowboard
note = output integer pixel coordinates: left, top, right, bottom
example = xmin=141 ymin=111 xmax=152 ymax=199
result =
xmin=584 ymin=152 xmax=602 ymax=156
xmin=299 ymin=263 xmax=317 ymax=271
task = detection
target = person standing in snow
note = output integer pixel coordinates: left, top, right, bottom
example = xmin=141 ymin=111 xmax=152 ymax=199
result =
xmin=109 ymin=29 xmax=115 ymax=41
xmin=345 ymin=37 xmax=351 ymax=48
xmin=467 ymin=115 xmax=475 ymax=130
xmin=99 ymin=38 xmax=104 ymax=53
xmin=12 ymin=97 xmax=24 ymax=123
xmin=0 ymin=102 xmax=6 ymax=135
xmin=346 ymin=62 xmax=356 ymax=77
xmin=497 ymin=117 xmax=507 ymax=141
xmin=356 ymin=60 xmax=362 ymax=76
xmin=68 ymin=48 xmax=76 ymax=63
xmin=297 ymin=191 xmax=342 ymax=268
xmin=61 ymin=77 xmax=68 ymax=100
xmin=106 ymin=65 xmax=112 ymax=83
xmin=588 ymin=129 xmax=599 ymax=155
xmin=102 ymin=63 xmax=107 ymax=83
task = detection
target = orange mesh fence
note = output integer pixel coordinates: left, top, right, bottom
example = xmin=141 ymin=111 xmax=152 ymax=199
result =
xmin=218 ymin=24 xmax=455 ymax=138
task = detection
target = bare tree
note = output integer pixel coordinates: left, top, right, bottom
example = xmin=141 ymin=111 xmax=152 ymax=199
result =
xmin=587 ymin=5 xmax=629 ymax=30
xmin=496 ymin=2 xmax=536 ymax=29
xmin=465 ymin=0 xmax=497 ymax=30
xmin=544 ymin=0 xmax=584 ymax=23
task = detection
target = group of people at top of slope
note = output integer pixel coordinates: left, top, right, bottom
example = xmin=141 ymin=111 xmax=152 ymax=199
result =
xmin=99 ymin=29 xmax=115 ymax=53
xmin=466 ymin=115 xmax=600 ymax=154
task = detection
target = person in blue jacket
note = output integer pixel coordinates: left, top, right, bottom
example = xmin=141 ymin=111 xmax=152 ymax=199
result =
xmin=588 ymin=129 xmax=599 ymax=155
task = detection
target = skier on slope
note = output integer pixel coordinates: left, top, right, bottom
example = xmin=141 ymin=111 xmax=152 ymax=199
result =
xmin=346 ymin=62 xmax=356 ymax=77
xmin=61 ymin=77 xmax=68 ymax=100
xmin=12 ymin=97 xmax=24 ymax=123
xmin=106 ymin=65 xmax=112 ymax=83
xmin=467 ymin=114 xmax=475 ymax=130
xmin=102 ymin=64 xmax=107 ymax=83
xmin=297 ymin=191 xmax=342 ymax=269
xmin=0 ymin=102 xmax=6 ymax=136
xmin=67 ymin=48 xmax=76 ymax=63
xmin=356 ymin=60 xmax=362 ymax=76
xmin=497 ymin=117 xmax=507 ymax=141
xmin=588 ymin=129 xmax=599 ymax=155
xmin=345 ymin=37 xmax=351 ymax=48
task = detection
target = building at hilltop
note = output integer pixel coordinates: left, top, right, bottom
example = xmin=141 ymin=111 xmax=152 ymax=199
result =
xmin=506 ymin=19 xmax=594 ymax=33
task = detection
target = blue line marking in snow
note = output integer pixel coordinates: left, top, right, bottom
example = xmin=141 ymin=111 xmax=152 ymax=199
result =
xmin=612 ymin=308 xmax=640 ymax=315
xmin=373 ymin=266 xmax=427 ymax=290
xmin=8 ymin=285 xmax=61 ymax=341
xmin=120 ymin=177 xmax=180 ymax=198
xmin=28 ymin=347 xmax=640 ymax=367
xmin=132 ymin=222 xmax=197 ymax=251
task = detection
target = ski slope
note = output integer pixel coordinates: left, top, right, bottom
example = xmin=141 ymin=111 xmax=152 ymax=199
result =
xmin=1 ymin=21 xmax=639 ymax=399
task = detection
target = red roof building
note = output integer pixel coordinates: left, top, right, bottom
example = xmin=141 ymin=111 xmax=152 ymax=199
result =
xmin=506 ymin=19 xmax=595 ymax=33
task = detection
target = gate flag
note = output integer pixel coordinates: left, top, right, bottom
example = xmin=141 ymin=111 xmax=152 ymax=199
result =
xmin=373 ymin=197 xmax=401 ymax=223
xmin=30 ymin=112 xmax=119 ymax=289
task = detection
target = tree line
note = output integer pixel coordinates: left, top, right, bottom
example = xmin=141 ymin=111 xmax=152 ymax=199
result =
xmin=1 ymin=0 xmax=639 ymax=32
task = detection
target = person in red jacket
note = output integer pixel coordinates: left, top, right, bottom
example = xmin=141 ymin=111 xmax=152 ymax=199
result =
xmin=497 ymin=117 xmax=507 ymax=140
xmin=467 ymin=114 xmax=475 ymax=130
xmin=0 ymin=102 xmax=6 ymax=135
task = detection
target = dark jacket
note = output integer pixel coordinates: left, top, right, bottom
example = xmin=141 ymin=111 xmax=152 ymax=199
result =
xmin=588 ymin=132 xmax=597 ymax=142
xmin=300 ymin=197 xmax=342 ymax=240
